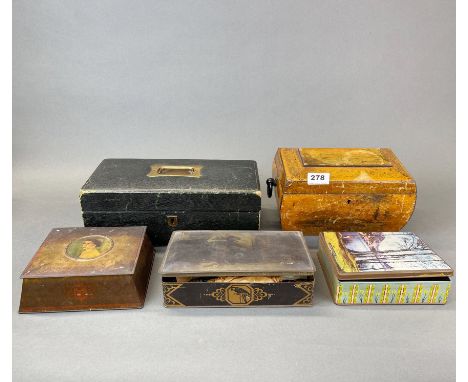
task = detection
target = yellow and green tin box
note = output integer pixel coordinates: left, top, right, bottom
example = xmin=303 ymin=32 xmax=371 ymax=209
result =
xmin=318 ymin=232 xmax=453 ymax=305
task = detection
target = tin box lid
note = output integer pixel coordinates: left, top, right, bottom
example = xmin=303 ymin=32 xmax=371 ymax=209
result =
xmin=319 ymin=232 xmax=453 ymax=280
xmin=80 ymin=159 xmax=261 ymax=212
xmin=275 ymin=148 xmax=416 ymax=194
xmin=21 ymin=227 xmax=148 ymax=279
xmin=159 ymin=230 xmax=316 ymax=276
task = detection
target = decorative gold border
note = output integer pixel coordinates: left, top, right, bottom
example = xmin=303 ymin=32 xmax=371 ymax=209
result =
xmin=162 ymin=283 xmax=185 ymax=307
xmin=205 ymin=284 xmax=273 ymax=306
xmin=293 ymin=282 xmax=314 ymax=305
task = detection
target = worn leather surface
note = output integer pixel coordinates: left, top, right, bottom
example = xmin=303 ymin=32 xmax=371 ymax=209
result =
xmin=81 ymin=159 xmax=260 ymax=191
xmin=83 ymin=211 xmax=260 ymax=245
xmin=80 ymin=191 xmax=261 ymax=212
xmin=81 ymin=159 xmax=261 ymax=212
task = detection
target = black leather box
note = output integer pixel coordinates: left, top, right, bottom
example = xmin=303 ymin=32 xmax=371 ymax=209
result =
xmin=80 ymin=159 xmax=261 ymax=245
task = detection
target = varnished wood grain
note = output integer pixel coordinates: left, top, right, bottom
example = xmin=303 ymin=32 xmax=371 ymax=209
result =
xmin=272 ymin=148 xmax=417 ymax=234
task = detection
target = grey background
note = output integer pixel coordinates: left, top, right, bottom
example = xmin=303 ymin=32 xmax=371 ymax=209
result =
xmin=13 ymin=1 xmax=455 ymax=381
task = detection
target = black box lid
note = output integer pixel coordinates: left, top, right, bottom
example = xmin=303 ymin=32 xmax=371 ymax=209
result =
xmin=80 ymin=159 xmax=261 ymax=212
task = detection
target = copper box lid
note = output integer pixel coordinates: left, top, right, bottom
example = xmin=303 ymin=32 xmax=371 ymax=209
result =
xmin=21 ymin=226 xmax=148 ymax=279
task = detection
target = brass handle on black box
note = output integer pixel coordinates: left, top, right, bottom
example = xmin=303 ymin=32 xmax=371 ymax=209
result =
xmin=266 ymin=178 xmax=277 ymax=198
xmin=147 ymin=164 xmax=202 ymax=178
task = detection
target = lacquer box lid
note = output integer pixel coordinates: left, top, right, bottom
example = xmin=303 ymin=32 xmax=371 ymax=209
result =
xmin=275 ymin=148 xmax=415 ymax=194
xmin=160 ymin=230 xmax=316 ymax=277
xmin=319 ymin=231 xmax=453 ymax=280
xmin=21 ymin=227 xmax=148 ymax=279
xmin=80 ymin=159 xmax=261 ymax=212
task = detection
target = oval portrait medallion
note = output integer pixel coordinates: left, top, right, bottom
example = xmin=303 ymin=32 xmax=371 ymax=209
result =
xmin=65 ymin=235 xmax=114 ymax=261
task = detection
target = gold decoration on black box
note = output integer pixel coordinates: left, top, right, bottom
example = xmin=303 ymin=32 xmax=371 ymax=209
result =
xmin=206 ymin=284 xmax=273 ymax=306
xmin=163 ymin=283 xmax=185 ymax=307
xmin=293 ymin=283 xmax=313 ymax=305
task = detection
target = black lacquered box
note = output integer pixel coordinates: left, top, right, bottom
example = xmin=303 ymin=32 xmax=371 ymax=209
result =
xmin=80 ymin=159 xmax=261 ymax=245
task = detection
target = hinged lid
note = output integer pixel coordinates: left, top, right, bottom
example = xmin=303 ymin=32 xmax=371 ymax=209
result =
xmin=319 ymin=232 xmax=453 ymax=280
xmin=159 ymin=230 xmax=315 ymax=277
xmin=80 ymin=159 xmax=261 ymax=212
xmin=276 ymin=148 xmax=415 ymax=194
xmin=21 ymin=227 xmax=147 ymax=278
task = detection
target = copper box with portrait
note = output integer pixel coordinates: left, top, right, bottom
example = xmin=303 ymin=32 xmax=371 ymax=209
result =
xmin=267 ymin=148 xmax=417 ymax=234
xmin=160 ymin=230 xmax=316 ymax=307
xmin=19 ymin=226 xmax=154 ymax=313
xmin=80 ymin=159 xmax=261 ymax=245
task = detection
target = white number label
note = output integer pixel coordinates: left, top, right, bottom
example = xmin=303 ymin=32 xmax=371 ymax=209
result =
xmin=307 ymin=173 xmax=330 ymax=185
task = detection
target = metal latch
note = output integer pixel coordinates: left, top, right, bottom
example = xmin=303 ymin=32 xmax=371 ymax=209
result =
xmin=166 ymin=215 xmax=178 ymax=228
